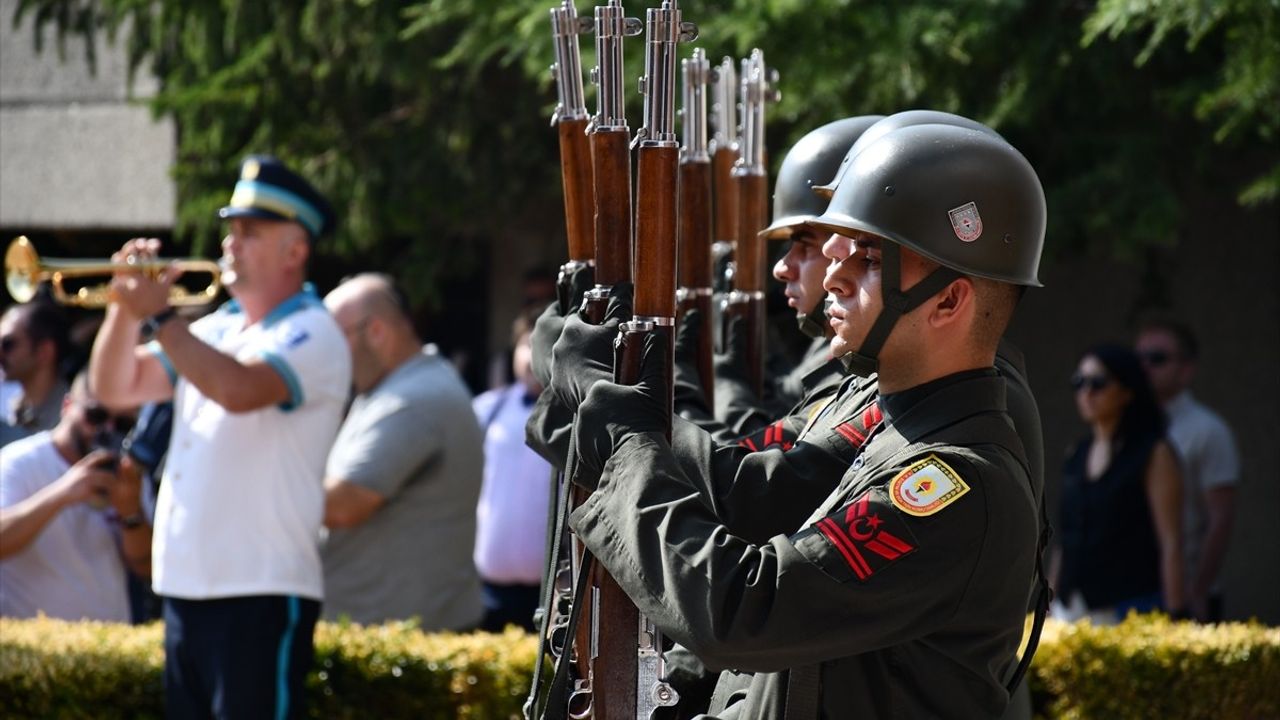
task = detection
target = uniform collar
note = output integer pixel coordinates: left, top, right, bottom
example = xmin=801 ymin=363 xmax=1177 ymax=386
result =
xmin=879 ymin=368 xmax=1004 ymax=443
xmin=219 ymin=283 xmax=323 ymax=329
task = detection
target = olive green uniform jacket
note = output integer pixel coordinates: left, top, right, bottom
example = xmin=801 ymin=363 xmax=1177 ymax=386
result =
xmin=569 ymin=370 xmax=1038 ymax=719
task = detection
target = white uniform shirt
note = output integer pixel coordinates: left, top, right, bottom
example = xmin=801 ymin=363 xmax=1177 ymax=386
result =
xmin=0 ymin=432 xmax=130 ymax=622
xmin=150 ymin=287 xmax=350 ymax=601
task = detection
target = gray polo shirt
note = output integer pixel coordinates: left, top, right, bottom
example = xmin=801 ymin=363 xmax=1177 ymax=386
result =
xmin=321 ymin=346 xmax=484 ymax=629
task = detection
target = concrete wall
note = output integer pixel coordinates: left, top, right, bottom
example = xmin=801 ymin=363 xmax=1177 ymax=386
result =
xmin=1007 ymin=194 xmax=1280 ymax=623
xmin=0 ymin=0 xmax=175 ymax=230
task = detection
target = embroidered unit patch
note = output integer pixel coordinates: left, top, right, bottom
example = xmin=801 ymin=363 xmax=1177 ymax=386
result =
xmin=813 ymin=490 xmax=917 ymax=581
xmin=888 ymin=454 xmax=970 ymax=516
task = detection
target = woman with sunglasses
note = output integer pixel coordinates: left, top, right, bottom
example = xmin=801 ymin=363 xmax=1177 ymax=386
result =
xmin=1052 ymin=343 xmax=1186 ymax=623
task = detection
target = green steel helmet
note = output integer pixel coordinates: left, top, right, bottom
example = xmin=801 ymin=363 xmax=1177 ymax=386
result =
xmin=812 ymin=109 xmax=1005 ymax=199
xmin=809 ymin=123 xmax=1046 ymax=287
xmin=760 ymin=115 xmax=884 ymax=240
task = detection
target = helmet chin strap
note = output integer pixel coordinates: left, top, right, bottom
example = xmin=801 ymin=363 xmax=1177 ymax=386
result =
xmin=839 ymin=242 xmax=961 ymax=377
xmin=795 ymin=296 xmax=829 ymax=339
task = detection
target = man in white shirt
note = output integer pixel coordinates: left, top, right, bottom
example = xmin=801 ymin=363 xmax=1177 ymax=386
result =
xmin=1136 ymin=314 xmax=1240 ymax=622
xmin=0 ymin=373 xmax=149 ymax=622
xmin=90 ymin=155 xmax=350 ymax=719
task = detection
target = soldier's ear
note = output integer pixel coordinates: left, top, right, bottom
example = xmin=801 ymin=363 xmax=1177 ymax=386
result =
xmin=926 ymin=277 xmax=974 ymax=329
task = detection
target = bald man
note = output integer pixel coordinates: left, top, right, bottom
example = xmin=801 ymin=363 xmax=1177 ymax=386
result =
xmin=321 ymin=273 xmax=484 ymax=629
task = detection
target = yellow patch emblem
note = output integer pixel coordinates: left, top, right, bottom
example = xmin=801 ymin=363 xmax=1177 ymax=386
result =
xmin=888 ymin=454 xmax=970 ymax=517
xmin=242 ymin=158 xmax=260 ymax=180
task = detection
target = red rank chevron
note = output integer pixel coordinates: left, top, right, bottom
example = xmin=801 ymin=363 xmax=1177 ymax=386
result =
xmin=833 ymin=403 xmax=883 ymax=449
xmin=815 ymin=490 xmax=916 ymax=581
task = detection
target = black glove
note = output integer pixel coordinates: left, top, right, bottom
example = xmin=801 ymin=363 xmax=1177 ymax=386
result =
xmin=569 ymin=329 xmax=669 ymax=491
xmin=524 ymin=390 xmax=575 ymax=469
xmin=714 ymin=310 xmax=751 ymax=386
xmin=530 ymin=263 xmax=596 ymax=388
xmin=672 ymin=308 xmax=712 ymax=416
xmin=530 ymin=301 xmax=566 ymax=390
xmin=547 ymin=284 xmax=633 ymax=410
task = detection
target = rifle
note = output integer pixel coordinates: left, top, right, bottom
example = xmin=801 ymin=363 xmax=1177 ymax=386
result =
xmin=676 ymin=48 xmax=714 ymax=408
xmin=563 ymin=2 xmax=643 ymax=719
xmin=725 ymin=49 xmax=779 ymax=398
xmin=532 ymin=6 xmax=595 ymax=720
xmin=549 ymin=0 xmax=596 ymax=299
xmin=582 ymin=0 xmax=641 ymax=325
xmin=619 ymin=3 xmax=696 ymax=718
xmin=709 ymin=56 xmax=739 ymax=295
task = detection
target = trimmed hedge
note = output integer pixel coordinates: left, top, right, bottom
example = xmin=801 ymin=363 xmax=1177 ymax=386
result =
xmin=0 ymin=618 xmax=537 ymax=719
xmin=1 ymin=614 xmax=1277 ymax=719
xmin=1028 ymin=614 xmax=1280 ymax=720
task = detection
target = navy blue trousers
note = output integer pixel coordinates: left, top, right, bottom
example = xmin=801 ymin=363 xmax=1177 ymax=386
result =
xmin=163 ymin=595 xmax=319 ymax=720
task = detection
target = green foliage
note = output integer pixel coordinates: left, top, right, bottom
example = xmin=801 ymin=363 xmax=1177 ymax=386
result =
xmin=0 ymin=617 xmax=538 ymax=719
xmin=1084 ymin=0 xmax=1280 ymax=205
xmin=1028 ymin=613 xmax=1280 ymax=720
xmin=11 ymin=0 xmax=1278 ymax=284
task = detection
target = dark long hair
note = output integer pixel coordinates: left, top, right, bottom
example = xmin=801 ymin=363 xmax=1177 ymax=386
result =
xmin=1082 ymin=343 xmax=1167 ymax=443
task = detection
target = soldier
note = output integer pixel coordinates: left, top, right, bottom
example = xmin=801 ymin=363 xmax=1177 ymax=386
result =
xmin=546 ymin=120 xmax=1047 ymax=718
xmin=675 ymin=116 xmax=883 ymax=446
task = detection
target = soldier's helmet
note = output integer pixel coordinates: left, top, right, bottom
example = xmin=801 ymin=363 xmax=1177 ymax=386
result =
xmin=760 ymin=115 xmax=884 ymax=240
xmin=808 ymin=123 xmax=1046 ymax=287
xmin=813 ymin=110 xmax=1005 ymax=200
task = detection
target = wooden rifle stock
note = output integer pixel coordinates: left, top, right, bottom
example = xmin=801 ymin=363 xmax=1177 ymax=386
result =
xmin=559 ymin=117 xmax=596 ymax=264
xmin=678 ymin=48 xmax=714 ymax=407
xmin=727 ymin=49 xmax=776 ymax=400
xmin=590 ymin=129 xmax=634 ymax=294
xmin=712 ymin=146 xmax=739 ymax=248
xmin=678 ymin=158 xmax=714 ymax=406
xmin=732 ymin=171 xmax=768 ymax=397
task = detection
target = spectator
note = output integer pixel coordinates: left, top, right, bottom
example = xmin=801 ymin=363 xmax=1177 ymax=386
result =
xmin=321 ymin=273 xmax=484 ymax=630
xmin=1136 ymin=314 xmax=1240 ymax=622
xmin=472 ymin=310 xmax=552 ymax=632
xmin=89 ymin=155 xmax=349 ymax=719
xmin=0 ymin=372 xmax=149 ymax=622
xmin=0 ymin=301 xmax=71 ymax=446
xmin=1052 ymin=343 xmax=1185 ymax=623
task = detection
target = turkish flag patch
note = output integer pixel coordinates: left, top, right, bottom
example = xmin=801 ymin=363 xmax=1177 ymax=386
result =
xmin=802 ymin=488 xmax=918 ymax=583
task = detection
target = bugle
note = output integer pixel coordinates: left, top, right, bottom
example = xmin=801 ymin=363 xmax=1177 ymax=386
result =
xmin=4 ymin=236 xmax=222 ymax=308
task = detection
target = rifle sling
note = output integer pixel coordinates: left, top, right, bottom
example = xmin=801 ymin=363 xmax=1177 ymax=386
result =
xmin=525 ymin=466 xmax=581 ymax=720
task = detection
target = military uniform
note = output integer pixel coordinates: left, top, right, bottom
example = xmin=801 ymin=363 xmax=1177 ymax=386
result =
xmin=569 ymin=369 xmax=1037 ymax=719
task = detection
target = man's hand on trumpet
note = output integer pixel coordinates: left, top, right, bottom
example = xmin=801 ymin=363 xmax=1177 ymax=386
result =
xmin=109 ymin=238 xmax=183 ymax=320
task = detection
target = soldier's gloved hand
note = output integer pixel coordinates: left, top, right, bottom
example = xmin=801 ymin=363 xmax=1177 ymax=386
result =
xmin=556 ymin=262 xmax=595 ymax=316
xmin=714 ymin=310 xmax=751 ymax=386
xmin=672 ymin=308 xmax=711 ymax=414
xmin=569 ymin=330 xmax=669 ymax=491
xmin=525 ymin=391 xmax=575 ymax=469
xmin=530 ymin=264 xmax=597 ymax=388
xmin=547 ymin=284 xmax=633 ymax=410
xmin=530 ymin=302 xmax=566 ymax=390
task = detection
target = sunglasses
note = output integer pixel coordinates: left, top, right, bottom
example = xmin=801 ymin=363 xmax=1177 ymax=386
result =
xmin=1138 ymin=350 xmax=1174 ymax=368
xmin=83 ymin=404 xmax=136 ymax=434
xmin=0 ymin=335 xmax=23 ymax=353
xmin=1070 ymin=373 xmax=1112 ymax=393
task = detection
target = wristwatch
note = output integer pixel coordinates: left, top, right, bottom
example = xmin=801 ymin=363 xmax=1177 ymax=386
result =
xmin=141 ymin=308 xmax=178 ymax=339
xmin=118 ymin=512 xmax=148 ymax=530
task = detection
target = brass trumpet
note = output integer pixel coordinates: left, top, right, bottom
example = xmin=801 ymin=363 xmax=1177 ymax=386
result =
xmin=4 ymin=236 xmax=223 ymax=308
